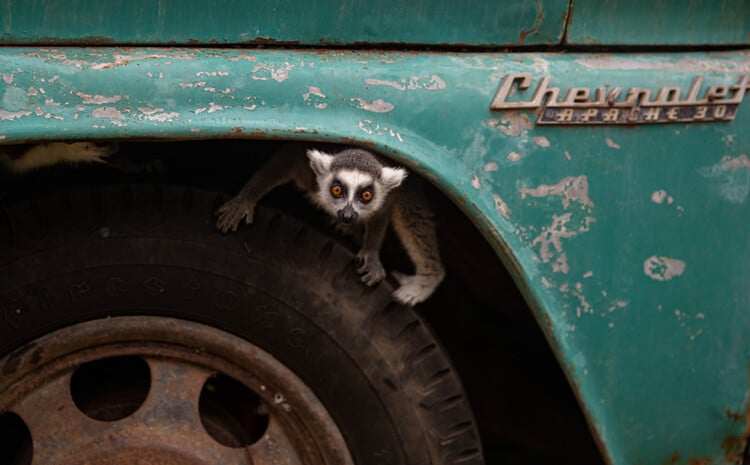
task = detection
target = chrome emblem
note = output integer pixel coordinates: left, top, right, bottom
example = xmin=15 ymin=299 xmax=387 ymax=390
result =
xmin=490 ymin=73 xmax=749 ymax=125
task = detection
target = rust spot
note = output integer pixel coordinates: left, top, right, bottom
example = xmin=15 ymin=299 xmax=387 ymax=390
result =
xmin=722 ymin=434 xmax=744 ymax=459
xmin=717 ymin=365 xmax=750 ymax=463
xmin=519 ymin=0 xmax=544 ymax=44
xmin=726 ymin=408 xmax=744 ymax=422
xmin=662 ymin=452 xmax=680 ymax=465
xmin=231 ymin=127 xmax=244 ymax=134
xmin=686 ymin=459 xmax=711 ymax=465
xmin=2 ymin=343 xmax=37 ymax=376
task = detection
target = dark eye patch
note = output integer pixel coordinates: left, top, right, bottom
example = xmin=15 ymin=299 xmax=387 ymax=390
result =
xmin=330 ymin=180 xmax=345 ymax=198
xmin=358 ymin=185 xmax=375 ymax=203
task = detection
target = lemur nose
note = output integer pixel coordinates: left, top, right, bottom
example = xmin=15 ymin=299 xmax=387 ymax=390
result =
xmin=337 ymin=205 xmax=358 ymax=224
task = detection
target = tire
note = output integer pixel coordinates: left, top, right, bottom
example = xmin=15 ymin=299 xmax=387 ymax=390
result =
xmin=0 ymin=184 xmax=483 ymax=465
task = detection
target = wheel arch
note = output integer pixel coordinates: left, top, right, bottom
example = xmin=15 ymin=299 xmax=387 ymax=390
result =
xmin=0 ymin=46 xmax=609 ymax=463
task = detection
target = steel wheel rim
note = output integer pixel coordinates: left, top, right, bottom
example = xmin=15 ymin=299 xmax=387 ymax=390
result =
xmin=0 ymin=316 xmax=354 ymax=465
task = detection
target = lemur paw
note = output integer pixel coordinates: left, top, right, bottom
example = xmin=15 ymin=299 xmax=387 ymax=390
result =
xmin=355 ymin=250 xmax=386 ymax=286
xmin=215 ymin=196 xmax=255 ymax=233
xmin=391 ymin=272 xmax=442 ymax=307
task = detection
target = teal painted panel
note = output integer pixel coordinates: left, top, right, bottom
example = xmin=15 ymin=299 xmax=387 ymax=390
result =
xmin=0 ymin=0 xmax=568 ymax=46
xmin=1 ymin=48 xmax=749 ymax=465
xmin=568 ymin=0 xmax=750 ymax=45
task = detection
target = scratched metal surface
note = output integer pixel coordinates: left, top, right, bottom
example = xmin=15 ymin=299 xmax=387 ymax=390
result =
xmin=568 ymin=0 xmax=750 ymax=45
xmin=0 ymin=0 xmax=568 ymax=46
xmin=1 ymin=48 xmax=749 ymax=465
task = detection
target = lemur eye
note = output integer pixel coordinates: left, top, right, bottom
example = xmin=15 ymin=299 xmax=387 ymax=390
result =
xmin=330 ymin=184 xmax=343 ymax=197
xmin=360 ymin=190 xmax=373 ymax=203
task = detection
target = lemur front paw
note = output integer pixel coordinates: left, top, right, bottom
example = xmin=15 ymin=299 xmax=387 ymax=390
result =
xmin=355 ymin=249 xmax=386 ymax=286
xmin=391 ymin=271 xmax=442 ymax=307
xmin=215 ymin=196 xmax=256 ymax=233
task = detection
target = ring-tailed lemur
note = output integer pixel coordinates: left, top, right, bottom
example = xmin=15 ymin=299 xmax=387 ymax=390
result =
xmin=216 ymin=145 xmax=445 ymax=306
xmin=0 ymin=142 xmax=118 ymax=174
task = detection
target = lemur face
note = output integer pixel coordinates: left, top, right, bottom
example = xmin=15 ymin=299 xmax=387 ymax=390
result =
xmin=307 ymin=149 xmax=406 ymax=224
xmin=326 ymin=169 xmax=379 ymax=223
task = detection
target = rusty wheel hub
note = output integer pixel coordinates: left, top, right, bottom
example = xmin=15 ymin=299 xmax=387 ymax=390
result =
xmin=0 ymin=317 xmax=353 ymax=465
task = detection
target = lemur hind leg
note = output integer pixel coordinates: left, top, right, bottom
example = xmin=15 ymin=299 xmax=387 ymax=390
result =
xmin=390 ymin=198 xmax=445 ymax=306
xmin=216 ymin=145 xmax=312 ymax=232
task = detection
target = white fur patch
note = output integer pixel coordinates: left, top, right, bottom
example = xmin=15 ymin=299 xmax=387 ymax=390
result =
xmin=336 ymin=170 xmax=375 ymax=201
xmin=306 ymin=149 xmax=333 ymax=177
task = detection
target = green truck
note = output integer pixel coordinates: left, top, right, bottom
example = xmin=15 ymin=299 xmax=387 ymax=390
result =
xmin=1 ymin=1 xmax=748 ymax=464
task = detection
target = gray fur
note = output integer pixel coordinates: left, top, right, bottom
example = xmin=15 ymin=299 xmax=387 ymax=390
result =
xmin=216 ymin=144 xmax=444 ymax=306
xmin=328 ymin=149 xmax=384 ymax=176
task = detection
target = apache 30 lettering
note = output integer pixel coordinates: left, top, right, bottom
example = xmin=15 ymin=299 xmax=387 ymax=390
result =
xmin=490 ymin=73 xmax=749 ymax=125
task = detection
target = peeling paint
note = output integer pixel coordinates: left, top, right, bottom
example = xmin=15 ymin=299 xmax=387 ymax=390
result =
xmin=492 ymin=194 xmax=511 ymax=219
xmin=533 ymin=136 xmax=551 ymax=147
xmin=533 ymin=213 xmax=579 ymax=262
xmin=138 ymin=107 xmax=179 ymax=122
xmin=643 ymin=256 xmax=686 ymax=281
xmin=357 ymin=120 xmax=403 ymax=142
xmin=651 ymin=189 xmax=674 ymax=205
xmin=252 ymin=63 xmax=294 ymax=83
xmin=484 ymin=162 xmax=498 ymax=172
xmin=75 ymin=92 xmax=122 ymax=104
xmin=0 ymin=109 xmax=32 ymax=121
xmin=553 ymin=253 xmax=570 ymax=274
xmin=701 ymin=154 xmax=750 ymax=203
xmin=364 ymin=75 xmax=446 ymax=91
xmin=508 ymin=152 xmax=522 ymax=162
xmin=350 ymin=97 xmax=395 ymax=113
xmin=571 ymin=282 xmax=594 ymax=318
xmin=365 ymin=78 xmax=406 ymax=90
xmin=92 ymin=107 xmax=125 ymax=119
xmin=520 ymin=176 xmax=594 ymax=209
xmin=196 ymin=71 xmax=229 ymax=77
xmin=229 ymin=54 xmax=257 ymax=62
xmin=721 ymin=154 xmax=750 ymax=170
xmin=80 ymin=51 xmax=196 ymax=71
xmin=271 ymin=64 xmax=293 ymax=83
xmin=207 ymin=102 xmax=225 ymax=113
xmin=533 ymin=57 xmax=550 ymax=73
xmin=486 ymin=112 xmax=533 ymax=137
xmin=606 ymin=138 xmax=621 ymax=149
xmin=471 ymin=175 xmax=481 ymax=189
xmin=179 ymin=81 xmax=206 ymax=89
xmin=1 ymin=73 xmax=13 ymax=84
xmin=302 ymin=86 xmax=328 ymax=109
xmin=607 ymin=300 xmax=628 ymax=312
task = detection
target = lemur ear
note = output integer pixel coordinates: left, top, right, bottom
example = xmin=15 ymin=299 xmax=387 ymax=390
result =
xmin=306 ymin=149 xmax=334 ymax=177
xmin=380 ymin=166 xmax=407 ymax=190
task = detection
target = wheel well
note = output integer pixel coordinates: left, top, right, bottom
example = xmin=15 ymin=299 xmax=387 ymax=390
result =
xmin=0 ymin=139 xmax=604 ymax=465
